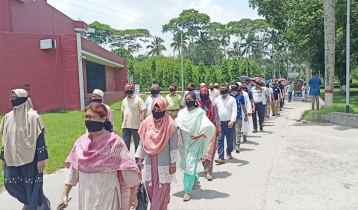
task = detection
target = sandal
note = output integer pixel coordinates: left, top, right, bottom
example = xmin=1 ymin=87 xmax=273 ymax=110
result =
xmin=192 ymin=181 xmax=200 ymax=189
xmin=206 ymin=174 xmax=213 ymax=181
xmin=183 ymin=193 xmax=191 ymax=201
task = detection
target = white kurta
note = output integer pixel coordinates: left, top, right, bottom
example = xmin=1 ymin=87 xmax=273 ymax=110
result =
xmin=241 ymin=91 xmax=252 ymax=134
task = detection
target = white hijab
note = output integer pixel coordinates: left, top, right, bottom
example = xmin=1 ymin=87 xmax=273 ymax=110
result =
xmin=0 ymin=89 xmax=45 ymax=166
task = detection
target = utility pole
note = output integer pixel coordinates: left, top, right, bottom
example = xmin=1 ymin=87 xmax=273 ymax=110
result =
xmin=181 ymin=31 xmax=184 ymax=97
xmin=346 ymin=0 xmax=350 ymax=113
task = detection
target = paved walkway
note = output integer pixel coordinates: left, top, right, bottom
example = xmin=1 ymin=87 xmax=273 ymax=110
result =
xmin=1 ymin=95 xmax=358 ymax=209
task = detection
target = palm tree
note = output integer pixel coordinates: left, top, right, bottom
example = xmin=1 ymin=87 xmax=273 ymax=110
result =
xmin=170 ymin=32 xmax=188 ymax=57
xmin=146 ymin=36 xmax=167 ymax=56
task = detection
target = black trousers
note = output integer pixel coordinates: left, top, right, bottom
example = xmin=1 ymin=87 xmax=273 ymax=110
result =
xmin=252 ymin=102 xmax=265 ymax=130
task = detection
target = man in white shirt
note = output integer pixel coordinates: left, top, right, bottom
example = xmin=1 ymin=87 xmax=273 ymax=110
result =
xmin=250 ymin=79 xmax=264 ymax=132
xmin=209 ymin=83 xmax=220 ymax=105
xmin=215 ymin=84 xmax=237 ymax=164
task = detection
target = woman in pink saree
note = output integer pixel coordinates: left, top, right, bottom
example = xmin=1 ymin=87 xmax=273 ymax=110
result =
xmin=58 ymin=102 xmax=141 ymax=210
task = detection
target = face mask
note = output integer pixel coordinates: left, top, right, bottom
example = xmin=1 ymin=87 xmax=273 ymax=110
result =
xmin=186 ymin=101 xmax=196 ymax=108
xmin=152 ymin=110 xmax=165 ymax=119
xmin=220 ymin=89 xmax=229 ymax=95
xmin=125 ymin=90 xmax=134 ymax=95
xmin=242 ymin=88 xmax=247 ymax=91
xmin=85 ymin=120 xmax=104 ymax=132
xmin=92 ymin=99 xmax=102 ymax=103
xmin=188 ymin=87 xmax=194 ymax=91
xmin=214 ymin=86 xmax=219 ymax=89
xmin=151 ymin=90 xmax=159 ymax=96
xmin=11 ymin=97 xmax=28 ymax=107
xmin=231 ymin=86 xmax=238 ymax=91
xmin=170 ymin=89 xmax=176 ymax=92
xmin=200 ymin=94 xmax=209 ymax=101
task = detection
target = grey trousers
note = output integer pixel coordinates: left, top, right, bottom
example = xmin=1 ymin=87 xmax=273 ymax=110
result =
xmin=311 ymin=95 xmax=320 ymax=110
xmin=234 ymin=120 xmax=243 ymax=148
xmin=122 ymin=128 xmax=140 ymax=153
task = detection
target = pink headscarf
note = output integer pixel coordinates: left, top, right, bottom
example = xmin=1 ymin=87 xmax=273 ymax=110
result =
xmin=198 ymin=86 xmax=216 ymax=124
xmin=138 ymin=98 xmax=177 ymax=155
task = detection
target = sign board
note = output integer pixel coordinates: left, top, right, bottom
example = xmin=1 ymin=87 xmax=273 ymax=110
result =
xmin=288 ymin=72 xmax=299 ymax=78
xmin=135 ymin=84 xmax=140 ymax=93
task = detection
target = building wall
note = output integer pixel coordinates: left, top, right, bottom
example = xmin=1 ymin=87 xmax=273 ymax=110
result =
xmin=0 ymin=31 xmax=79 ymax=114
xmin=8 ymin=0 xmax=75 ymax=34
xmin=105 ymin=66 xmax=116 ymax=92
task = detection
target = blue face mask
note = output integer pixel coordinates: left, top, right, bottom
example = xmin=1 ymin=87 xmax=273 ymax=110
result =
xmin=11 ymin=97 xmax=28 ymax=107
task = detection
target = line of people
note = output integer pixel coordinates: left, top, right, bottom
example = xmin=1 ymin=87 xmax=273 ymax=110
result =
xmin=0 ymin=77 xmax=290 ymax=210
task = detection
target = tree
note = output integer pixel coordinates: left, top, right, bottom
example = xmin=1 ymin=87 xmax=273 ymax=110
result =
xmin=112 ymin=48 xmax=134 ymax=60
xmin=173 ymin=66 xmax=182 ymax=88
xmin=185 ymin=62 xmax=193 ymax=84
xmin=198 ymin=61 xmax=206 ymax=83
xmin=221 ymin=59 xmax=230 ymax=83
xmin=170 ymin=32 xmax=188 ymax=57
xmin=162 ymin=65 xmax=171 ymax=88
xmin=140 ymin=67 xmax=150 ymax=89
xmin=146 ymin=36 xmax=167 ymax=56
xmin=207 ymin=66 xmax=218 ymax=83
xmin=127 ymin=59 xmax=134 ymax=83
xmin=323 ymin=0 xmax=335 ymax=107
xmin=111 ymin=29 xmax=151 ymax=53
xmin=230 ymin=58 xmax=240 ymax=81
xmin=151 ymin=59 xmax=157 ymax=85
xmin=85 ymin=21 xmax=114 ymax=46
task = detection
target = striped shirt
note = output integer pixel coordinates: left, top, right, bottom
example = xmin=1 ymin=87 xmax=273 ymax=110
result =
xmin=251 ymin=87 xmax=263 ymax=103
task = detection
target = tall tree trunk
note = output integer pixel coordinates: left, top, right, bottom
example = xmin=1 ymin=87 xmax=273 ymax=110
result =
xmin=305 ymin=57 xmax=310 ymax=82
xmin=323 ymin=0 xmax=335 ymax=107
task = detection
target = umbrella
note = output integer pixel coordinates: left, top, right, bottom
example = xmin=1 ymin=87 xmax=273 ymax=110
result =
xmin=278 ymin=77 xmax=286 ymax=81
xmin=238 ymin=76 xmax=250 ymax=81
xmin=255 ymin=77 xmax=264 ymax=80
xmin=281 ymin=80 xmax=289 ymax=85
xmin=250 ymin=77 xmax=256 ymax=81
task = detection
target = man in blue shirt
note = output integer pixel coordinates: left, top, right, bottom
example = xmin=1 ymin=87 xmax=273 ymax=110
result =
xmin=308 ymin=72 xmax=322 ymax=110
xmin=182 ymin=83 xmax=200 ymax=107
xmin=145 ymin=84 xmax=163 ymax=116
xmin=230 ymin=81 xmax=248 ymax=153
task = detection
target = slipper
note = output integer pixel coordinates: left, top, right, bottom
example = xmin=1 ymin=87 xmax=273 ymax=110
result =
xmin=192 ymin=181 xmax=200 ymax=189
xmin=183 ymin=193 xmax=191 ymax=201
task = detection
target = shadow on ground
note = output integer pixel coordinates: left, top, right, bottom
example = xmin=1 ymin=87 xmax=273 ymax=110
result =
xmin=172 ymin=189 xmax=230 ymax=200
xmin=197 ymin=171 xmax=232 ymax=179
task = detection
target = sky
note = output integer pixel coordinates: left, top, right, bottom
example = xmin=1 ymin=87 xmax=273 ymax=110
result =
xmin=48 ymin=0 xmax=260 ymax=56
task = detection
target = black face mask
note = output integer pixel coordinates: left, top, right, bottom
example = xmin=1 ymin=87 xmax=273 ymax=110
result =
xmin=92 ymin=99 xmax=102 ymax=103
xmin=85 ymin=120 xmax=104 ymax=132
xmin=125 ymin=90 xmax=134 ymax=95
xmin=151 ymin=90 xmax=159 ymax=96
xmin=200 ymin=94 xmax=209 ymax=101
xmin=242 ymin=88 xmax=247 ymax=92
xmin=188 ymin=87 xmax=194 ymax=91
xmin=231 ymin=86 xmax=238 ymax=91
xmin=11 ymin=97 xmax=28 ymax=107
xmin=220 ymin=89 xmax=229 ymax=95
xmin=170 ymin=89 xmax=176 ymax=92
xmin=152 ymin=110 xmax=165 ymax=119
xmin=214 ymin=86 xmax=219 ymax=89
xmin=186 ymin=101 xmax=196 ymax=108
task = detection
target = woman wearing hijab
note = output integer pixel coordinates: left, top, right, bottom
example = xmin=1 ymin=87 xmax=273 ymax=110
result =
xmin=58 ymin=102 xmax=141 ymax=210
xmin=176 ymin=93 xmax=216 ymax=201
xmin=135 ymin=97 xmax=179 ymax=210
xmin=0 ymin=89 xmax=51 ymax=210
xmin=197 ymin=86 xmax=221 ymax=181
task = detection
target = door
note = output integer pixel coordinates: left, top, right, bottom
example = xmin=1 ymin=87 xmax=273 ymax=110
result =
xmin=86 ymin=61 xmax=106 ymax=94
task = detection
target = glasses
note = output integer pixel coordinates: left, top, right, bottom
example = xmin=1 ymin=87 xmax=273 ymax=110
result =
xmin=82 ymin=115 xmax=100 ymax=121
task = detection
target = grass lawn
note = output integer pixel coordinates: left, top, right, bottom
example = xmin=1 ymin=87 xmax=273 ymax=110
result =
xmin=0 ymin=95 xmax=149 ymax=187
xmin=301 ymin=88 xmax=358 ymax=121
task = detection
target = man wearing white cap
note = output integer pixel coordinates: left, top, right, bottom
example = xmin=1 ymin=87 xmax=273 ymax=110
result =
xmin=91 ymin=89 xmax=114 ymax=125
xmin=200 ymin=83 xmax=206 ymax=88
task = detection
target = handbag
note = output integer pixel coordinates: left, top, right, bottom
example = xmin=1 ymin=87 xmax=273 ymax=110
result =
xmin=136 ymin=182 xmax=148 ymax=210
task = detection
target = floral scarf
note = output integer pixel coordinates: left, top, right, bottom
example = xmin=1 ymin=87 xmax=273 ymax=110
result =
xmin=197 ymin=86 xmax=216 ymax=124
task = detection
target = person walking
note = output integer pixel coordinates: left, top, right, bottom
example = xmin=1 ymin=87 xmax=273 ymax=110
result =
xmin=229 ymin=82 xmax=248 ymax=153
xmin=250 ymin=79 xmax=264 ymax=132
xmin=165 ymin=84 xmax=183 ymax=119
xmin=272 ymin=82 xmax=282 ymax=116
xmin=136 ymin=98 xmax=179 ymax=210
xmin=145 ymin=84 xmax=163 ymax=116
xmin=266 ymin=83 xmax=273 ymax=118
xmin=176 ymin=93 xmax=215 ymax=201
xmin=121 ymin=83 xmax=147 ymax=152
xmin=241 ymin=82 xmax=254 ymax=141
xmin=58 ymin=103 xmax=141 ymax=210
xmin=208 ymin=83 xmax=220 ymax=105
xmin=91 ymin=89 xmax=114 ymax=125
xmin=197 ymin=86 xmax=221 ymax=181
xmin=287 ymin=81 xmax=294 ymax=102
xmin=302 ymin=83 xmax=308 ymax=101
xmin=215 ymin=84 xmax=237 ymax=164
xmin=1 ymin=89 xmax=51 ymax=210
xmin=182 ymin=83 xmax=200 ymax=107
xmin=308 ymin=72 xmax=321 ymax=110
xmin=261 ymin=82 xmax=269 ymax=123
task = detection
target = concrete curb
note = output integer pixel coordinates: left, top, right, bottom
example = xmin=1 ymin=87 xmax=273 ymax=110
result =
xmin=314 ymin=112 xmax=358 ymax=127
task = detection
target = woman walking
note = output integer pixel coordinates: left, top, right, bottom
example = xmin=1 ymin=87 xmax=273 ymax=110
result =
xmin=0 ymin=89 xmax=51 ymax=210
xmin=197 ymin=87 xmax=221 ymax=181
xmin=58 ymin=102 xmax=141 ymax=210
xmin=135 ymin=97 xmax=179 ymax=210
xmin=176 ymin=93 xmax=215 ymax=201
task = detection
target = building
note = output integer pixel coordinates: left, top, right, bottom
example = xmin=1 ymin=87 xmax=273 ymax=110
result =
xmin=0 ymin=0 xmax=127 ymax=115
